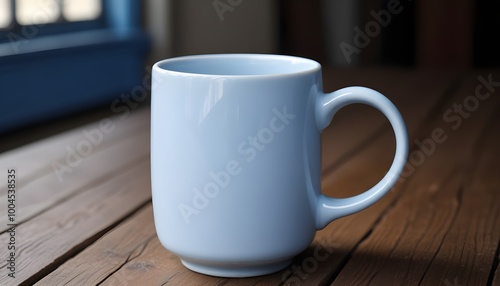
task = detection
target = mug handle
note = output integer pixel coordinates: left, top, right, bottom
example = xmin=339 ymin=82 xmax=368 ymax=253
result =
xmin=315 ymin=86 xmax=408 ymax=229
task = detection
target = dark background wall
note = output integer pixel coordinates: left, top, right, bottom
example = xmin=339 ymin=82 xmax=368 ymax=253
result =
xmin=279 ymin=0 xmax=499 ymax=69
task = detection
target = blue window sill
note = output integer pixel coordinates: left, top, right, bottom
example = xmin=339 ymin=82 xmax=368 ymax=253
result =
xmin=0 ymin=29 xmax=150 ymax=133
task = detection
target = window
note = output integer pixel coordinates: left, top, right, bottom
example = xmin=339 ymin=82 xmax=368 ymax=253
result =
xmin=0 ymin=0 xmax=149 ymax=134
xmin=0 ymin=0 xmax=102 ymax=30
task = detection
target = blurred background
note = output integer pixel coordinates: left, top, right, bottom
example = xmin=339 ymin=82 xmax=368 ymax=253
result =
xmin=0 ymin=0 xmax=498 ymax=148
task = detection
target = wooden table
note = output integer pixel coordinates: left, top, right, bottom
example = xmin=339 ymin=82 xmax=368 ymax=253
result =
xmin=1 ymin=69 xmax=499 ymax=286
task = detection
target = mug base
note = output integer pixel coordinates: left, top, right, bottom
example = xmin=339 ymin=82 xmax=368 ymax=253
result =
xmin=180 ymin=258 xmax=293 ymax=278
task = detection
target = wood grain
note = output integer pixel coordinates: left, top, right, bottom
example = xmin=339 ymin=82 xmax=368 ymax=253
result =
xmin=330 ymin=72 xmax=500 ymax=285
xmin=34 ymin=204 xmax=157 ymax=286
xmin=0 ymin=122 xmax=149 ymax=233
xmin=0 ymin=159 xmax=151 ymax=286
xmin=418 ymin=89 xmax=500 ymax=285
xmin=0 ymin=108 xmax=150 ymax=197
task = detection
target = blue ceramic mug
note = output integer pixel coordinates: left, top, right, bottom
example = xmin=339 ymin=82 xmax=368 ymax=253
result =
xmin=151 ymin=54 xmax=408 ymax=277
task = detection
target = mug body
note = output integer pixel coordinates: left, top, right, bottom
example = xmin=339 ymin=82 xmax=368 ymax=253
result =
xmin=151 ymin=54 xmax=323 ymax=276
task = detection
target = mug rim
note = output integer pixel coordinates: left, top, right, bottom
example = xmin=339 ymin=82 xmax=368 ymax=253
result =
xmin=153 ymin=53 xmax=321 ymax=78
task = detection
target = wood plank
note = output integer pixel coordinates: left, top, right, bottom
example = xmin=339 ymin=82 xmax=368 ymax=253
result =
xmin=0 ymin=159 xmax=151 ymax=286
xmin=0 ymin=107 xmax=150 ymax=196
xmin=0 ymin=124 xmax=149 ymax=233
xmin=34 ymin=204 xmax=157 ymax=286
xmin=418 ymin=99 xmax=500 ymax=284
xmin=329 ymin=72 xmax=500 ymax=285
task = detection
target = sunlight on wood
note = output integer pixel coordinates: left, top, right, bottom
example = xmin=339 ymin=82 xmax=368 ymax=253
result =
xmin=0 ymin=0 xmax=12 ymax=28
xmin=16 ymin=0 xmax=60 ymax=25
xmin=63 ymin=0 xmax=101 ymax=21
